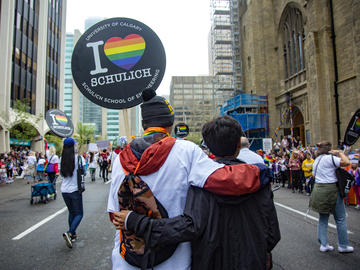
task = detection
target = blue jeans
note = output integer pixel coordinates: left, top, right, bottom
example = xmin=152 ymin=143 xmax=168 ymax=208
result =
xmin=62 ymin=191 xmax=83 ymax=236
xmin=318 ymin=193 xmax=349 ymax=248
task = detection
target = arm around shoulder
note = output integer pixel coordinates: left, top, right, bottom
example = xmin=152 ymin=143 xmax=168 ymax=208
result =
xmin=203 ymin=163 xmax=267 ymax=196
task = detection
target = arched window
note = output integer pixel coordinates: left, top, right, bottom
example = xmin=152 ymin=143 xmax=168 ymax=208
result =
xmin=282 ymin=7 xmax=305 ymax=82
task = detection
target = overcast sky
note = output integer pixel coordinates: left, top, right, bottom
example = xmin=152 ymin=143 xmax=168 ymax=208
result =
xmin=66 ymin=0 xmax=212 ymax=96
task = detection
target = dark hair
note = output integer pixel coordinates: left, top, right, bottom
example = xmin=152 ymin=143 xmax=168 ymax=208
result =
xmin=60 ymin=145 xmax=75 ymax=178
xmin=90 ymin=152 xmax=94 ymax=163
xmin=103 ymin=149 xmax=107 ymax=153
xmin=315 ymin=141 xmax=332 ymax=157
xmin=201 ymin=116 xmax=242 ymax=157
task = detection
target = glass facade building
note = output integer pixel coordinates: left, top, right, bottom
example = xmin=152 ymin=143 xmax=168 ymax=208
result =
xmin=11 ymin=0 xmax=40 ymax=114
xmin=45 ymin=0 xmax=63 ymax=112
xmin=170 ymin=76 xmax=218 ymax=134
xmin=64 ymin=33 xmax=73 ymax=117
xmin=81 ymin=17 xmax=105 ymax=136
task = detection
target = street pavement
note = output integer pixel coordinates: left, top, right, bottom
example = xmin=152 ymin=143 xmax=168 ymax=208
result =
xmin=0 ymin=174 xmax=360 ymax=270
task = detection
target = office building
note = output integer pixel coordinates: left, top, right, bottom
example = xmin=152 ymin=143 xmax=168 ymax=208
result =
xmin=0 ymin=0 xmax=66 ymax=152
xmin=170 ymin=76 xmax=218 ymax=135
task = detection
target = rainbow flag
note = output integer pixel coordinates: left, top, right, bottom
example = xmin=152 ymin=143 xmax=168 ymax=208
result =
xmin=179 ymin=126 xmax=187 ymax=131
xmin=104 ymin=34 xmax=145 ymax=70
xmin=264 ymin=155 xmax=276 ymax=163
xmin=56 ymin=115 xmax=68 ymax=126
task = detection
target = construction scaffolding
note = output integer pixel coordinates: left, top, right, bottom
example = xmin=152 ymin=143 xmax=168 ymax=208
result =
xmin=210 ymin=0 xmax=233 ymax=111
xmin=210 ymin=0 xmax=244 ymax=114
xmin=221 ymin=94 xmax=269 ymax=151
xmin=229 ymin=0 xmax=242 ymax=94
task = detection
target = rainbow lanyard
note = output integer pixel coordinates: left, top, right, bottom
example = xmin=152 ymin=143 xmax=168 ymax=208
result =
xmin=142 ymin=127 xmax=170 ymax=137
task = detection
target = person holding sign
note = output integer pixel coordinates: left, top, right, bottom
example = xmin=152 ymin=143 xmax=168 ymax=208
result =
xmin=108 ymin=89 xmax=271 ymax=270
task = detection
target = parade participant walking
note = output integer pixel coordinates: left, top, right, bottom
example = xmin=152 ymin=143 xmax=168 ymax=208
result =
xmin=88 ymin=152 xmax=97 ymax=182
xmin=46 ymin=146 xmax=59 ymax=184
xmin=114 ymin=116 xmax=279 ymax=270
xmin=237 ymin=137 xmax=265 ymax=164
xmin=24 ymin=151 xmax=37 ymax=184
xmin=309 ymin=141 xmax=354 ymax=253
xmin=108 ymin=89 xmax=268 ymax=270
xmin=302 ymin=152 xmax=314 ymax=195
xmin=36 ymin=153 xmax=46 ymax=182
xmin=100 ymin=149 xmax=109 ymax=182
xmin=60 ymin=138 xmax=86 ymax=249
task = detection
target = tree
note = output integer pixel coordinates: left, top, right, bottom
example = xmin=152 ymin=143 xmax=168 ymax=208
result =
xmin=9 ymin=99 xmax=42 ymax=142
xmin=74 ymin=122 xmax=95 ymax=152
xmin=45 ymin=134 xmax=63 ymax=156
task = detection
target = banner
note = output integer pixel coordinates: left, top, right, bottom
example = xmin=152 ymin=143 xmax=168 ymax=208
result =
xmin=343 ymin=108 xmax=360 ymax=146
xmin=88 ymin=143 xmax=98 ymax=152
xmin=71 ymin=17 xmax=166 ymax=109
xmin=96 ymin=140 xmax=111 ymax=150
xmin=45 ymin=109 xmax=74 ymax=138
xmin=262 ymin=138 xmax=273 ymax=153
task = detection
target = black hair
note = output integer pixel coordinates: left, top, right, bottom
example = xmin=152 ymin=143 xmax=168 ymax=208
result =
xmin=60 ymin=145 xmax=75 ymax=178
xmin=103 ymin=149 xmax=107 ymax=153
xmin=201 ymin=116 xmax=242 ymax=157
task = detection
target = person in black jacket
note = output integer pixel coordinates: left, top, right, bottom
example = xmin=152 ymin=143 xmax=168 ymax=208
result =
xmin=113 ymin=116 xmax=281 ymax=270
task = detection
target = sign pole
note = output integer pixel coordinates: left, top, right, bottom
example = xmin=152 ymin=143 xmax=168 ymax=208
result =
xmin=122 ymin=109 xmax=131 ymax=142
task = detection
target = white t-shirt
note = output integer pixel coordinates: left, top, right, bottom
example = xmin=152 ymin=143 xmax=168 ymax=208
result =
xmin=37 ymin=158 xmax=45 ymax=166
xmin=313 ymin=154 xmax=341 ymax=184
xmin=237 ymin=148 xmax=265 ymax=165
xmin=26 ymin=156 xmax=37 ymax=166
xmin=61 ymin=155 xmax=86 ymax=193
xmin=89 ymin=156 xmax=98 ymax=169
xmin=47 ymin=154 xmax=60 ymax=164
xmin=107 ymin=139 xmax=224 ymax=270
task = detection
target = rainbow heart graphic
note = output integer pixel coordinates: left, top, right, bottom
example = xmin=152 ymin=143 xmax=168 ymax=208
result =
xmin=355 ymin=118 xmax=360 ymax=131
xmin=104 ymin=34 xmax=146 ymax=70
xmin=56 ymin=115 xmax=68 ymax=126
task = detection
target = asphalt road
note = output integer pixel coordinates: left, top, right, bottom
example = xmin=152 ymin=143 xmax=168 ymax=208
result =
xmin=0 ymin=174 xmax=359 ymax=270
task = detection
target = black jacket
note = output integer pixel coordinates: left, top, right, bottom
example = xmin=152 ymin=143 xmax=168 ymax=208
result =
xmin=127 ymin=158 xmax=281 ymax=270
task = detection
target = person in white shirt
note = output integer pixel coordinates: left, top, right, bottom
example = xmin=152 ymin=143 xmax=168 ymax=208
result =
xmin=88 ymin=152 xmax=97 ymax=182
xmin=108 ymin=89 xmax=265 ymax=270
xmin=24 ymin=151 xmax=37 ymax=184
xmin=310 ymin=141 xmax=353 ymax=253
xmin=46 ymin=146 xmax=60 ymax=183
xmin=36 ymin=153 xmax=46 ymax=182
xmin=237 ymin=137 xmax=265 ymax=165
xmin=60 ymin=137 xmax=86 ymax=249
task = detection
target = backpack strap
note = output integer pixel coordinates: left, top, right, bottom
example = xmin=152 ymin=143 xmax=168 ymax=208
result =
xmin=313 ymin=155 xmax=325 ymax=178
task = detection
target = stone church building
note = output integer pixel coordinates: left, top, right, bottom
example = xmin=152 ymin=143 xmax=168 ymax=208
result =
xmin=239 ymin=0 xmax=360 ymax=148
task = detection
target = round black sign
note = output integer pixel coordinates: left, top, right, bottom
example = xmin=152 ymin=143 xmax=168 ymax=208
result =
xmin=174 ymin=123 xmax=189 ymax=138
xmin=71 ymin=17 xmax=166 ymax=109
xmin=45 ymin=109 xmax=74 ymax=138
xmin=343 ymin=108 xmax=360 ymax=146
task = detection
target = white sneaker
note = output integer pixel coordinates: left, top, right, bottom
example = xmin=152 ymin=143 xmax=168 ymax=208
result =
xmin=63 ymin=232 xmax=73 ymax=249
xmin=338 ymin=246 xmax=354 ymax=253
xmin=355 ymin=205 xmax=360 ymax=209
xmin=320 ymin=244 xmax=334 ymax=252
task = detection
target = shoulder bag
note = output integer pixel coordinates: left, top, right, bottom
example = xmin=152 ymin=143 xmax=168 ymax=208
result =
xmin=331 ymin=155 xmax=354 ymax=198
xmin=44 ymin=156 xmax=55 ymax=173
xmin=77 ymin=155 xmax=85 ymax=193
